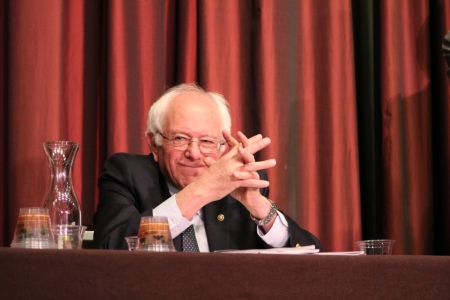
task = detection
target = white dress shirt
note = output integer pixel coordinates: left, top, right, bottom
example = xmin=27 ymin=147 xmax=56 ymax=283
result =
xmin=152 ymin=182 xmax=289 ymax=252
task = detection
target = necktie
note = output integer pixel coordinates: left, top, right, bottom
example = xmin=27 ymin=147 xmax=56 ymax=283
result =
xmin=182 ymin=225 xmax=200 ymax=252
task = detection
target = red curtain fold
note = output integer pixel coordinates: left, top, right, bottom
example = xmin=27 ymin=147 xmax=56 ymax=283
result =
xmin=435 ymin=0 xmax=450 ymax=255
xmin=174 ymin=0 xmax=197 ymax=83
xmin=61 ymin=0 xmax=85 ymax=217
xmin=106 ymin=0 xmax=168 ymax=155
xmin=253 ymin=0 xmax=361 ymax=251
xmin=8 ymin=0 xmax=66 ymax=223
xmin=198 ymin=0 xmax=255 ymax=136
xmin=380 ymin=0 xmax=434 ymax=254
xmin=0 ymin=0 xmax=5 ymax=245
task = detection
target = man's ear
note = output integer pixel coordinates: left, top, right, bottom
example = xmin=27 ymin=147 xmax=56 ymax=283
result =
xmin=146 ymin=134 xmax=159 ymax=162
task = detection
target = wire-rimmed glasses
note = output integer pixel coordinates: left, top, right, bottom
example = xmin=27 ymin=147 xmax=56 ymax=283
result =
xmin=157 ymin=131 xmax=225 ymax=154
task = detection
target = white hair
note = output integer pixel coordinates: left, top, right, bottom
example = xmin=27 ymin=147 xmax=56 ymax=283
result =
xmin=146 ymin=83 xmax=232 ymax=146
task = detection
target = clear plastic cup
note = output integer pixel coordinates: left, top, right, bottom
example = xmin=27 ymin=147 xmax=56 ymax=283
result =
xmin=136 ymin=216 xmax=176 ymax=252
xmin=124 ymin=236 xmax=138 ymax=251
xmin=52 ymin=225 xmax=87 ymax=249
xmin=356 ymin=239 xmax=395 ymax=255
xmin=10 ymin=207 xmax=57 ymax=249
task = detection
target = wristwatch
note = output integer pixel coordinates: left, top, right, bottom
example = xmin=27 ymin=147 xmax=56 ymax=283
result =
xmin=250 ymin=199 xmax=278 ymax=226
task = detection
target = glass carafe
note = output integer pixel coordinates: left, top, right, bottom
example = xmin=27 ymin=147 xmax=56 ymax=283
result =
xmin=41 ymin=141 xmax=81 ymax=226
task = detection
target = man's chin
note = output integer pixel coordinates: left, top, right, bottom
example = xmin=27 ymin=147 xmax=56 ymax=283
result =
xmin=180 ymin=166 xmax=206 ymax=176
xmin=176 ymin=167 xmax=206 ymax=187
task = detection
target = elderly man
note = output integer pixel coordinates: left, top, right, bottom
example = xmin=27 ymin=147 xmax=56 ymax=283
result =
xmin=93 ymin=83 xmax=321 ymax=251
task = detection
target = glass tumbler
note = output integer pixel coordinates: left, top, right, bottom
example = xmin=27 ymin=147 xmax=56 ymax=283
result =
xmin=10 ymin=207 xmax=57 ymax=249
xmin=136 ymin=216 xmax=176 ymax=252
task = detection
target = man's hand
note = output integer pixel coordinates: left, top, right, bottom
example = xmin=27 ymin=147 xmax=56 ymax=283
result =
xmin=223 ymin=131 xmax=277 ymax=220
xmin=175 ymin=130 xmax=276 ymax=219
xmin=221 ymin=130 xmax=279 ymax=232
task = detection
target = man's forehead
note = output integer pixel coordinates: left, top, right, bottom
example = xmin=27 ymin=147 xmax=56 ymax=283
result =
xmin=167 ymin=92 xmax=218 ymax=115
xmin=171 ymin=91 xmax=210 ymax=104
xmin=162 ymin=93 xmax=222 ymax=134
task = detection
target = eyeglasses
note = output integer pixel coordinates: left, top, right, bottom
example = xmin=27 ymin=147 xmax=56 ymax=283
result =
xmin=157 ymin=131 xmax=225 ymax=154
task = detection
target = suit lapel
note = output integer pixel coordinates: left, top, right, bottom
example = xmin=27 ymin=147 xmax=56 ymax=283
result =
xmin=203 ymin=197 xmax=230 ymax=251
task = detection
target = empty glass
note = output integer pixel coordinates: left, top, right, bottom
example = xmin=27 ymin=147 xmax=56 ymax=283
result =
xmin=124 ymin=236 xmax=138 ymax=251
xmin=10 ymin=207 xmax=57 ymax=249
xmin=356 ymin=239 xmax=395 ymax=255
xmin=52 ymin=225 xmax=87 ymax=249
xmin=136 ymin=216 xmax=176 ymax=252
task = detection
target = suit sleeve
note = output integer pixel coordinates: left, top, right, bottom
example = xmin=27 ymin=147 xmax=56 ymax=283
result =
xmin=282 ymin=213 xmax=323 ymax=251
xmin=93 ymin=154 xmax=154 ymax=250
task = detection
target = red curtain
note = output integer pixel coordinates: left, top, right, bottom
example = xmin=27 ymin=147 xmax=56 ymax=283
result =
xmin=380 ymin=0 xmax=432 ymax=254
xmin=1 ymin=0 xmax=450 ymax=254
xmin=380 ymin=0 xmax=450 ymax=254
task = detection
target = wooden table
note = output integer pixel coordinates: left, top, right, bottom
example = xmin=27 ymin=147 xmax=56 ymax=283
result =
xmin=1 ymin=248 xmax=449 ymax=299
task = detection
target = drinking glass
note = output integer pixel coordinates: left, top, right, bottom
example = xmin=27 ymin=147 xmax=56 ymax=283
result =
xmin=124 ymin=236 xmax=138 ymax=251
xmin=136 ymin=216 xmax=176 ymax=252
xmin=356 ymin=239 xmax=395 ymax=255
xmin=52 ymin=225 xmax=87 ymax=249
xmin=10 ymin=207 xmax=57 ymax=249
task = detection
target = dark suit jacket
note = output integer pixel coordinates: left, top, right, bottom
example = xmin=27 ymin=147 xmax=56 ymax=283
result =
xmin=93 ymin=153 xmax=322 ymax=251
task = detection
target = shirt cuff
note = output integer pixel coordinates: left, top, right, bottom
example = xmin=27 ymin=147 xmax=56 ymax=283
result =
xmin=152 ymin=195 xmax=192 ymax=238
xmin=257 ymin=211 xmax=289 ymax=247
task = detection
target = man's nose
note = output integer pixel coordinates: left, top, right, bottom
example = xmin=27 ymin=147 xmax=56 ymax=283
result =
xmin=185 ymin=140 xmax=203 ymax=158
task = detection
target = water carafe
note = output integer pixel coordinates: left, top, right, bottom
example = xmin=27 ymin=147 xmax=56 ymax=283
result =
xmin=41 ymin=141 xmax=81 ymax=226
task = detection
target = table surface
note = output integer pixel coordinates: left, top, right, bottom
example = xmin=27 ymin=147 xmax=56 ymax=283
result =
xmin=1 ymin=248 xmax=449 ymax=299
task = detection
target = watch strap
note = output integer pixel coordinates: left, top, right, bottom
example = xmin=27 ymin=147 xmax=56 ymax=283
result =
xmin=250 ymin=199 xmax=278 ymax=226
